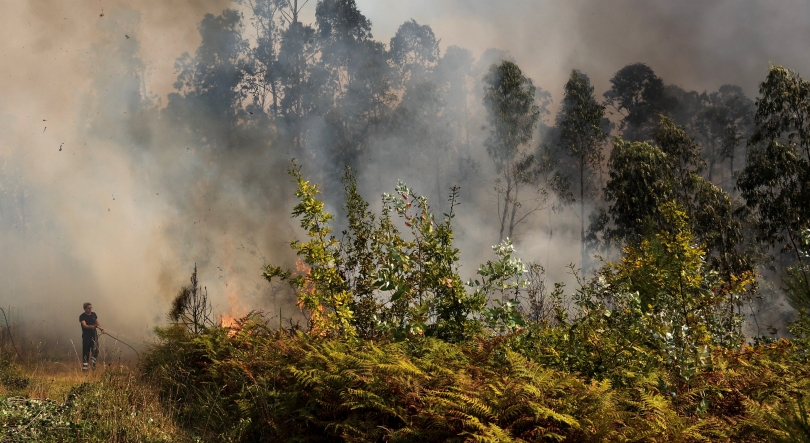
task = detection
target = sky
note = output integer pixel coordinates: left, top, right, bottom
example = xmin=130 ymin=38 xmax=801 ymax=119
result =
xmin=0 ymin=0 xmax=808 ymax=354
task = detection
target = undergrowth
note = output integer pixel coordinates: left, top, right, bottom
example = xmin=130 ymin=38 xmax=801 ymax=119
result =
xmin=142 ymin=321 xmax=810 ymax=442
xmin=0 ymin=357 xmax=190 ymax=443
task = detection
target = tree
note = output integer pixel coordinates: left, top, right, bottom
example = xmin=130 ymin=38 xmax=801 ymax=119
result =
xmin=385 ymin=80 xmax=454 ymax=211
xmin=603 ymin=202 xmax=753 ymax=381
xmin=389 ymin=20 xmax=440 ymax=88
xmin=597 ymin=137 xmax=673 ymax=245
xmin=482 ymin=61 xmax=542 ymax=242
xmin=593 ymin=117 xmax=752 ymax=283
xmin=266 ymin=163 xmax=489 ymax=342
xmin=434 ymin=46 xmax=475 ymax=149
xmin=165 ymin=10 xmax=250 ymax=148
xmin=238 ymin=0 xmax=285 ymax=116
xmin=603 ymin=63 xmax=671 ymax=141
xmin=314 ymin=0 xmax=395 ymax=183
xmin=277 ymin=18 xmax=318 ymax=153
xmin=737 ymin=66 xmax=810 ymax=266
xmin=315 ymin=0 xmax=372 ymax=94
xmin=554 ymin=70 xmax=608 ymax=267
xmin=693 ymin=85 xmax=755 ymax=185
xmin=169 ymin=265 xmax=215 ymax=334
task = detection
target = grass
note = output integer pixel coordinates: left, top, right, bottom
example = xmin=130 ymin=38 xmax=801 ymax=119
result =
xmin=0 ymin=352 xmax=191 ymax=443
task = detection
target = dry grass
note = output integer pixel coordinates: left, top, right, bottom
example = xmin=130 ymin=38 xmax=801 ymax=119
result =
xmin=0 ymin=353 xmax=192 ymax=443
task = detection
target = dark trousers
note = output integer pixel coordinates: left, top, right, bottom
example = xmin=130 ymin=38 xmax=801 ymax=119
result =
xmin=82 ymin=334 xmax=98 ymax=364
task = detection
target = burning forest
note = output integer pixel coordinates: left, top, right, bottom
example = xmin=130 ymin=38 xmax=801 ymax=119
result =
xmin=0 ymin=0 xmax=809 ymax=441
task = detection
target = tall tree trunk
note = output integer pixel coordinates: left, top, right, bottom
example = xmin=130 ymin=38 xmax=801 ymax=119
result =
xmin=508 ymin=179 xmax=519 ymax=239
xmin=729 ymin=150 xmax=734 ymax=193
xmin=436 ymin=145 xmax=441 ymax=213
xmin=580 ymin=160 xmax=586 ymax=271
xmin=499 ymin=166 xmax=512 ymax=243
xmin=271 ymin=79 xmax=279 ymax=117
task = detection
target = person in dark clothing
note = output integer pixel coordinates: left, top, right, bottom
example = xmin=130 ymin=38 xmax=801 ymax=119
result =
xmin=79 ymin=302 xmax=104 ymax=370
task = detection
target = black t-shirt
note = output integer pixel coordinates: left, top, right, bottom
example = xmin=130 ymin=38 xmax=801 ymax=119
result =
xmin=80 ymin=312 xmax=98 ymax=337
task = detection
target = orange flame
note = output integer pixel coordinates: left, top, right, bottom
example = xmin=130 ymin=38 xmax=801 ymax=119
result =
xmin=295 ymin=258 xmax=316 ymax=307
xmin=217 ymin=239 xmax=247 ymax=337
xmin=220 ymin=314 xmax=240 ymax=337
xmin=294 ymin=258 xmax=327 ymax=336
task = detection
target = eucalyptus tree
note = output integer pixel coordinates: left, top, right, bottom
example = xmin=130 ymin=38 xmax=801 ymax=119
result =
xmin=603 ymin=63 xmax=671 ymax=141
xmin=593 ymin=117 xmax=752 ymax=281
xmin=434 ymin=46 xmax=475 ymax=149
xmin=238 ymin=0 xmax=285 ymax=116
xmin=389 ymin=20 xmax=440 ymax=88
xmin=737 ymin=66 xmax=810 ymax=267
xmin=554 ymin=70 xmax=608 ymax=267
xmin=277 ymin=18 xmax=318 ymax=153
xmin=314 ymin=0 xmax=395 ymax=179
xmin=165 ymin=10 xmax=251 ymax=149
xmin=315 ymin=0 xmax=372 ymax=96
xmin=482 ymin=61 xmax=541 ymax=242
xmin=693 ymin=85 xmax=755 ymax=186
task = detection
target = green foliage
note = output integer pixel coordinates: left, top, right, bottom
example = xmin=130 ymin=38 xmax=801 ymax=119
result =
xmin=470 ymin=239 xmax=529 ymax=334
xmin=265 ymin=160 xmax=355 ymax=337
xmin=483 ymin=61 xmax=541 ymax=170
xmin=554 ymin=69 xmax=608 ymax=267
xmin=786 ymin=229 xmax=810 ymax=360
xmin=603 ymin=202 xmax=753 ymax=381
xmin=376 ymin=181 xmax=484 ymax=341
xmin=594 ymin=116 xmax=753 ymax=283
xmin=738 ymin=66 xmax=810 ymax=263
xmin=766 ymin=395 xmax=810 ymax=443
xmin=142 ymin=165 xmax=810 ymax=442
xmin=603 ymin=63 xmax=671 ymax=141
xmin=520 ymin=203 xmax=754 ymax=388
xmin=266 ymin=162 xmax=497 ymax=342
xmin=144 ymin=317 xmax=810 ymax=442
xmin=598 ymin=136 xmax=673 ymax=245
xmin=169 ymin=264 xmax=214 ymax=335
xmin=0 ymin=393 xmax=87 ymax=442
xmin=482 ymin=60 xmax=544 ymax=242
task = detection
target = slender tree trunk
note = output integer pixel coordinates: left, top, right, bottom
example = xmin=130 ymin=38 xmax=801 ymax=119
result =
xmin=271 ymin=79 xmax=279 ymax=117
xmin=464 ymin=94 xmax=470 ymax=147
xmin=729 ymin=150 xmax=734 ymax=192
xmin=499 ymin=166 xmax=512 ymax=243
xmin=436 ymin=145 xmax=441 ymax=213
xmin=508 ymin=179 xmax=519 ymax=239
xmin=580 ymin=159 xmax=586 ymax=271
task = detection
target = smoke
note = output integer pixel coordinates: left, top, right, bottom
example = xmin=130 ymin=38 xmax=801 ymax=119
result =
xmin=0 ymin=1 xmax=290 ymax=356
xmin=1 ymin=0 xmax=806 ymax=355
xmin=356 ymin=0 xmax=810 ymax=100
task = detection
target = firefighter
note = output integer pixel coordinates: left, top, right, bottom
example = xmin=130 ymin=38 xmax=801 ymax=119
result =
xmin=79 ymin=302 xmax=104 ymax=370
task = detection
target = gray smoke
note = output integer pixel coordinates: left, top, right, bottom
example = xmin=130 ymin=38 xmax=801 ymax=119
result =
xmin=1 ymin=0 xmax=807 ymax=356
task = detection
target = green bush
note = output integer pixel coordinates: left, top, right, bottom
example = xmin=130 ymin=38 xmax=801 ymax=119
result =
xmin=142 ymin=168 xmax=810 ymax=442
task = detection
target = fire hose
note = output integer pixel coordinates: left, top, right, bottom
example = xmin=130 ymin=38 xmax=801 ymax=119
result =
xmin=0 ymin=307 xmax=22 ymax=361
xmin=100 ymin=330 xmax=140 ymax=360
